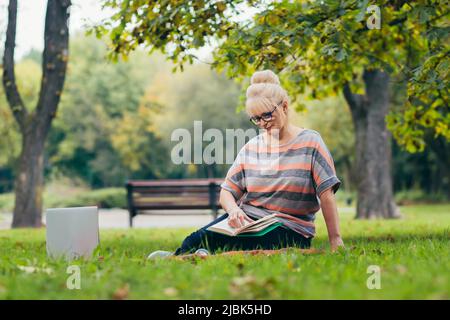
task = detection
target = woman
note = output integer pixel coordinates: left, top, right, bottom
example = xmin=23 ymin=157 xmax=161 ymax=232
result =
xmin=148 ymin=70 xmax=344 ymax=259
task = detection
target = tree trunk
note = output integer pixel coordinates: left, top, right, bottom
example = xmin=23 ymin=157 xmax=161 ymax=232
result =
xmin=2 ymin=0 xmax=71 ymax=228
xmin=343 ymin=69 xmax=400 ymax=219
xmin=12 ymin=131 xmax=46 ymax=227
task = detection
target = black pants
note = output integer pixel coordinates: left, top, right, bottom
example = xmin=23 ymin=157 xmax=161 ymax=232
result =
xmin=174 ymin=213 xmax=312 ymax=255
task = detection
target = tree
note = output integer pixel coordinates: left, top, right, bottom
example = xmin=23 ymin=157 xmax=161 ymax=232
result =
xmin=0 ymin=57 xmax=41 ymax=190
xmin=2 ymin=0 xmax=71 ymax=227
xmin=2 ymin=33 xmax=251 ymax=189
xmin=94 ymin=0 xmax=449 ymax=219
xmin=136 ymin=63 xmax=252 ymax=179
xmin=47 ymin=34 xmax=161 ymax=187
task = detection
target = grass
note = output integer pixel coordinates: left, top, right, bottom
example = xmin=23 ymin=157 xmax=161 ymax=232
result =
xmin=0 ymin=204 xmax=449 ymax=299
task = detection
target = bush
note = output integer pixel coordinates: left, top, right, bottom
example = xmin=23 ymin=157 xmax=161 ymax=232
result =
xmin=334 ymin=190 xmax=356 ymax=207
xmin=47 ymin=188 xmax=127 ymax=209
xmin=395 ymin=189 xmax=449 ymax=205
xmin=0 ymin=193 xmax=14 ymax=213
xmin=0 ymin=188 xmax=127 ymax=213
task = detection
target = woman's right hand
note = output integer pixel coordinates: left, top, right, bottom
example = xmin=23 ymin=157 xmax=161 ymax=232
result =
xmin=227 ymin=207 xmax=253 ymax=229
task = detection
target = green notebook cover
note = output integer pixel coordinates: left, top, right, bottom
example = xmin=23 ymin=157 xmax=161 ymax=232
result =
xmin=236 ymin=222 xmax=283 ymax=237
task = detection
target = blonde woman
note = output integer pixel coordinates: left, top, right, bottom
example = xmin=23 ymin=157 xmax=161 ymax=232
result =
xmin=148 ymin=70 xmax=344 ymax=259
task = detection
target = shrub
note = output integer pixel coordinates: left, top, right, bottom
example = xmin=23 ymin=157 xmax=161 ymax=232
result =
xmin=0 ymin=193 xmax=14 ymax=213
xmin=334 ymin=190 xmax=357 ymax=207
xmin=395 ymin=189 xmax=448 ymax=205
xmin=46 ymin=188 xmax=127 ymax=209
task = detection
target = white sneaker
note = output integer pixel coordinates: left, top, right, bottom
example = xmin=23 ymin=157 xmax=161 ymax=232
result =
xmin=195 ymin=248 xmax=210 ymax=256
xmin=147 ymin=250 xmax=174 ymax=260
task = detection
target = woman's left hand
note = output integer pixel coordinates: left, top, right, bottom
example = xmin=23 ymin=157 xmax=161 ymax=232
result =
xmin=330 ymin=236 xmax=345 ymax=252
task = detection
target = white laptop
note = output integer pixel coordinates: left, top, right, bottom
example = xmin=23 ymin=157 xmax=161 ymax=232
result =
xmin=46 ymin=206 xmax=99 ymax=260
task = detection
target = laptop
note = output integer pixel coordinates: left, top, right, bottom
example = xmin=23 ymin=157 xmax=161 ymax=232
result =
xmin=46 ymin=206 xmax=99 ymax=260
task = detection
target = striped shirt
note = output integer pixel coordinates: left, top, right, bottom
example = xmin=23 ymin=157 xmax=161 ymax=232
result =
xmin=220 ymin=129 xmax=341 ymax=238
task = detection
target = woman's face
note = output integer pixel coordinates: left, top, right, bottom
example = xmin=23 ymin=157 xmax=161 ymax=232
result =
xmin=248 ymin=100 xmax=288 ymax=132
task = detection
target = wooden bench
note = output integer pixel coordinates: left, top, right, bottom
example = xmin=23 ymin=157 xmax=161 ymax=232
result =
xmin=126 ymin=178 xmax=224 ymax=227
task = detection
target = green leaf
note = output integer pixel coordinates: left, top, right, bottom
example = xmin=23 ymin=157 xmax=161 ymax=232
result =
xmin=335 ymin=48 xmax=347 ymax=62
xmin=355 ymin=0 xmax=369 ymax=22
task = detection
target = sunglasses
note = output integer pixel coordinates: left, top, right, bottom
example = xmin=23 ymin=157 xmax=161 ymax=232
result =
xmin=249 ymin=100 xmax=283 ymax=126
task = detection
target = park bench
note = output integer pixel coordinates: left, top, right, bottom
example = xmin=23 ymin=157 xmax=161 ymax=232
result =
xmin=126 ymin=178 xmax=224 ymax=227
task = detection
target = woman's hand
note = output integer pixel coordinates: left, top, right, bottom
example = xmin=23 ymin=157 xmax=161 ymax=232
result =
xmin=227 ymin=207 xmax=253 ymax=229
xmin=319 ymin=189 xmax=345 ymax=252
xmin=330 ymin=236 xmax=345 ymax=252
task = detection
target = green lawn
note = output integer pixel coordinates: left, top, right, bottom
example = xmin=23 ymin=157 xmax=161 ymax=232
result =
xmin=0 ymin=204 xmax=449 ymax=299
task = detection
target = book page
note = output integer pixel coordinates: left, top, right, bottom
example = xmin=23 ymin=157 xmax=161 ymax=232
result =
xmin=206 ymin=218 xmax=241 ymax=236
xmin=240 ymin=219 xmax=279 ymax=233
xmin=207 ymin=214 xmax=278 ymax=236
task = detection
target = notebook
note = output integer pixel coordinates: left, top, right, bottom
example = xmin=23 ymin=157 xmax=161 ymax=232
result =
xmin=207 ymin=213 xmax=282 ymax=237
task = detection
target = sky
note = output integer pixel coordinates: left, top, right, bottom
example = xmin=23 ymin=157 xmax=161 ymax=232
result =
xmin=0 ymin=0 xmax=114 ymax=59
xmin=0 ymin=0 xmax=261 ymax=62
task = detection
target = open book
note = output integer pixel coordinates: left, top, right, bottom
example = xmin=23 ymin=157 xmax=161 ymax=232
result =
xmin=206 ymin=213 xmax=283 ymax=237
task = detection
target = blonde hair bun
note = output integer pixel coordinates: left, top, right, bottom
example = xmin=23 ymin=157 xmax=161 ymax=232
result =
xmin=245 ymin=70 xmax=289 ymax=113
xmin=250 ymin=70 xmax=280 ymax=85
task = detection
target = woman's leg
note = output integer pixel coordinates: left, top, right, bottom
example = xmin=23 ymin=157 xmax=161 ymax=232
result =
xmin=174 ymin=213 xmax=234 ymax=255
xmin=247 ymin=226 xmax=312 ymax=250
xmin=174 ymin=215 xmax=311 ymax=255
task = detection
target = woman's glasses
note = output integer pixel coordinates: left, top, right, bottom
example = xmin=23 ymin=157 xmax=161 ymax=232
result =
xmin=249 ymin=100 xmax=282 ymax=126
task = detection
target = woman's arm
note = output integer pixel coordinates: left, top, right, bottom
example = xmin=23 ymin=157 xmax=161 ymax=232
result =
xmin=319 ymin=188 xmax=345 ymax=252
xmin=219 ymin=189 xmax=252 ymax=228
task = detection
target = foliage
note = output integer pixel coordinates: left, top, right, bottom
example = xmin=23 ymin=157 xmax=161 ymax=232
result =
xmin=394 ymin=189 xmax=448 ymax=205
xmin=47 ymin=34 xmax=168 ymax=187
xmin=0 ymin=204 xmax=448 ymax=299
xmin=392 ymin=130 xmax=450 ymax=195
xmin=1 ymin=33 xmax=257 ymax=187
xmin=110 ymin=103 xmax=169 ymax=177
xmin=0 ymin=59 xmax=40 ymax=190
xmin=0 ymin=91 xmax=20 ymax=168
xmin=94 ymin=0 xmax=449 ymax=152
xmin=0 ymin=58 xmax=42 ymax=167
xmin=47 ymin=188 xmax=127 ymax=209
xmin=0 ymin=187 xmax=126 ymax=213
xmin=0 ymin=192 xmax=14 ymax=213
xmin=298 ymin=96 xmax=355 ymax=190
xmin=139 ymin=63 xmax=253 ymax=178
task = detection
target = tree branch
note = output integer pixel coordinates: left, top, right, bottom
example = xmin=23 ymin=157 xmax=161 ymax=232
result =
xmin=2 ymin=0 xmax=28 ymax=132
xmin=35 ymin=0 xmax=71 ymax=137
xmin=343 ymin=82 xmax=364 ymax=111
